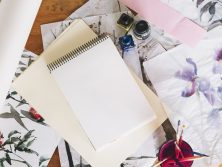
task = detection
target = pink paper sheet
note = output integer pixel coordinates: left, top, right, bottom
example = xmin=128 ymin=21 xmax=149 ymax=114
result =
xmin=121 ymin=0 xmax=206 ymax=47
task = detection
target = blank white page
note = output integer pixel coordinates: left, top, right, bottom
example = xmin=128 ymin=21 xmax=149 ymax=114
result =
xmin=51 ymin=37 xmax=156 ymax=150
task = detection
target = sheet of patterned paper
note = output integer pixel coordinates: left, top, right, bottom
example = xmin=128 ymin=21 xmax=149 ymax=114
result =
xmin=161 ymin=0 xmax=222 ymax=29
xmin=58 ymin=127 xmax=166 ymax=167
xmin=66 ymin=0 xmax=127 ymax=20
xmin=41 ymin=0 xmax=127 ymax=48
xmin=0 ymin=50 xmax=60 ymax=167
xmin=40 ymin=11 xmax=172 ymax=167
xmin=144 ymin=26 xmax=222 ymax=166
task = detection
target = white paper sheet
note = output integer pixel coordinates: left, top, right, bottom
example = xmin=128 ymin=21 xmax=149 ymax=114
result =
xmin=0 ymin=0 xmax=42 ymax=110
xmin=144 ymin=26 xmax=222 ymax=166
xmin=0 ymin=50 xmax=59 ymax=167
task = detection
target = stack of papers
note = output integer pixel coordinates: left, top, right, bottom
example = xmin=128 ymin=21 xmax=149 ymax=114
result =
xmin=40 ymin=1 xmax=172 ymax=166
xmin=39 ymin=0 xmax=222 ymax=166
xmin=144 ymin=26 xmax=222 ymax=166
xmin=13 ymin=19 xmax=168 ymax=167
xmin=2 ymin=0 xmax=222 ymax=166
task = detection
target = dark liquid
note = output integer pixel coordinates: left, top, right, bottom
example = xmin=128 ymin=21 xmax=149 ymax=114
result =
xmin=158 ymin=140 xmax=194 ymax=167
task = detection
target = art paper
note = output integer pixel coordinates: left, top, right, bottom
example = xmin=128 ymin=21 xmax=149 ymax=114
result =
xmin=0 ymin=51 xmax=60 ymax=167
xmin=144 ymin=26 xmax=222 ymax=166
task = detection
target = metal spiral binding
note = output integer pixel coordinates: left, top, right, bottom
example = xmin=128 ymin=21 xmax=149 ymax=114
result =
xmin=47 ymin=34 xmax=109 ymax=72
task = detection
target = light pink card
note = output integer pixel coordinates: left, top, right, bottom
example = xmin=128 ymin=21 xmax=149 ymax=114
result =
xmin=121 ymin=0 xmax=206 ymax=47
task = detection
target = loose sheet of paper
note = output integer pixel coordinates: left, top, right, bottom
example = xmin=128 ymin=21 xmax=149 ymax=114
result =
xmin=161 ymin=0 xmax=222 ymax=29
xmin=0 ymin=51 xmax=59 ymax=167
xmin=58 ymin=127 xmax=166 ymax=167
xmin=144 ymin=26 xmax=222 ymax=166
xmin=0 ymin=0 xmax=41 ymax=110
xmin=41 ymin=0 xmax=127 ymax=49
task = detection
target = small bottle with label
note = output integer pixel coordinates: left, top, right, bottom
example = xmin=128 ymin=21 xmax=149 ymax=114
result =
xmin=133 ymin=20 xmax=151 ymax=40
xmin=119 ymin=35 xmax=143 ymax=79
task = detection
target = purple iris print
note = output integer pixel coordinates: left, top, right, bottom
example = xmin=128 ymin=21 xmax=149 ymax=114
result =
xmin=175 ymin=58 xmax=215 ymax=105
xmin=213 ymin=49 xmax=222 ymax=74
xmin=216 ymin=86 xmax=222 ymax=103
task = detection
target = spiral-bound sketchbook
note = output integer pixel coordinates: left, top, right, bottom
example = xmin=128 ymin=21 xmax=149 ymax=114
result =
xmin=12 ymin=19 xmax=167 ymax=166
xmin=48 ymin=35 xmax=156 ymax=150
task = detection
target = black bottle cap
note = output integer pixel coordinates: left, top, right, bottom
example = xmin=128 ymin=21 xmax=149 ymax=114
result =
xmin=135 ymin=20 xmax=148 ymax=34
xmin=133 ymin=20 xmax=150 ymax=40
xmin=117 ymin=13 xmax=134 ymax=31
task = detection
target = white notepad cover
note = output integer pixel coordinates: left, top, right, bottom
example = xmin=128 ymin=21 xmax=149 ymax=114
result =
xmin=50 ymin=37 xmax=156 ymax=150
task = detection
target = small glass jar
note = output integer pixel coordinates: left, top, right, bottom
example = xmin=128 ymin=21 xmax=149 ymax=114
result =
xmin=133 ymin=20 xmax=151 ymax=40
xmin=158 ymin=140 xmax=194 ymax=167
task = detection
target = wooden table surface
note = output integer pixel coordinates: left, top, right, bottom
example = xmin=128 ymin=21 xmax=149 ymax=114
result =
xmin=25 ymin=0 xmax=87 ymax=166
